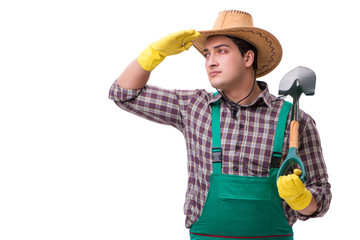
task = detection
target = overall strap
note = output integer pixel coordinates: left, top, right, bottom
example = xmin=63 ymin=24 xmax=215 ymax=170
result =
xmin=270 ymin=101 xmax=292 ymax=168
xmin=211 ymin=93 xmax=222 ymax=174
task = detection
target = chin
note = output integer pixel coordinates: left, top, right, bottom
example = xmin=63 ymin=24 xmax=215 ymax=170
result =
xmin=210 ymin=79 xmax=228 ymax=91
xmin=209 ymin=78 xmax=223 ymax=89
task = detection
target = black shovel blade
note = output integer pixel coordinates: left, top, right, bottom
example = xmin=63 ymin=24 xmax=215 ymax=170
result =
xmin=279 ymin=66 xmax=316 ymax=97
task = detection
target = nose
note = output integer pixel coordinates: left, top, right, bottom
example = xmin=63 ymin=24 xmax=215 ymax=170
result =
xmin=206 ymin=54 xmax=218 ymax=69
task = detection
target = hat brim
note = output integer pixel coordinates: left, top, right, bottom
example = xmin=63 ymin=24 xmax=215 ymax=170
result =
xmin=192 ymin=27 xmax=282 ymax=78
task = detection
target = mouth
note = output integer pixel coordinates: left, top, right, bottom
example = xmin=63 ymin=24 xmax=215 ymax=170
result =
xmin=209 ymin=70 xmax=221 ymax=77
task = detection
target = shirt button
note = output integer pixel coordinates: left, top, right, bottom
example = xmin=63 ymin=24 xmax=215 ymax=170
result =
xmin=233 ymin=166 xmax=239 ymax=171
xmin=235 ymin=145 xmax=241 ymax=150
xmin=240 ymin=124 xmax=244 ymax=129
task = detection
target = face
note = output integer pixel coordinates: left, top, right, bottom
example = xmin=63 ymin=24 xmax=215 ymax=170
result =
xmin=203 ymin=36 xmax=248 ymax=91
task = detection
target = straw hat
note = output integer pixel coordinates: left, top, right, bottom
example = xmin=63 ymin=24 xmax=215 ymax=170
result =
xmin=193 ymin=10 xmax=282 ymax=78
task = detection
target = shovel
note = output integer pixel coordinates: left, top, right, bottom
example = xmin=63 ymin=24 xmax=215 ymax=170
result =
xmin=276 ymin=66 xmax=316 ymax=183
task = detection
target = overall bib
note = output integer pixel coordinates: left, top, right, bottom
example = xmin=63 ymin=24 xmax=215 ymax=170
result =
xmin=190 ymin=99 xmax=294 ymax=240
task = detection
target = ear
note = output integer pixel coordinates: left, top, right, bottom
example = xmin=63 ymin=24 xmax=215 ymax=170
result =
xmin=244 ymin=50 xmax=255 ymax=68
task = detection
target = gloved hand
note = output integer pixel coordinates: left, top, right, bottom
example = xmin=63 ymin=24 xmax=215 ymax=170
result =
xmin=277 ymin=169 xmax=313 ymax=211
xmin=137 ymin=29 xmax=201 ymax=71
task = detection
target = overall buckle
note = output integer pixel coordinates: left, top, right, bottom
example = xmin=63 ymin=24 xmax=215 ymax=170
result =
xmin=270 ymin=152 xmax=282 ymax=168
xmin=212 ymin=148 xmax=222 ymax=163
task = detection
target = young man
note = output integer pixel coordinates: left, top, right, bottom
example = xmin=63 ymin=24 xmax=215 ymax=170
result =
xmin=109 ymin=10 xmax=331 ymax=239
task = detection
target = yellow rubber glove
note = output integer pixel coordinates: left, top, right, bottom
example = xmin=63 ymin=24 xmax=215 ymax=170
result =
xmin=277 ymin=169 xmax=313 ymax=211
xmin=137 ymin=29 xmax=201 ymax=71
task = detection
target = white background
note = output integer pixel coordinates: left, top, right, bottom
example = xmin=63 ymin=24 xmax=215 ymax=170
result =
xmin=1 ymin=0 xmax=358 ymax=239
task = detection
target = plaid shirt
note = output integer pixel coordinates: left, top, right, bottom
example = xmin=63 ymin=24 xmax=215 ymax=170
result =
xmin=109 ymin=80 xmax=331 ymax=228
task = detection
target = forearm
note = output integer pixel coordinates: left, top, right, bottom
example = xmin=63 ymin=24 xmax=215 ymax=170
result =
xmin=117 ymin=59 xmax=151 ymax=90
xmin=297 ymin=193 xmax=318 ymax=216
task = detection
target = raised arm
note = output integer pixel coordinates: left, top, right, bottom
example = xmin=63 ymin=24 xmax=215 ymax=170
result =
xmin=116 ymin=29 xmax=201 ymax=90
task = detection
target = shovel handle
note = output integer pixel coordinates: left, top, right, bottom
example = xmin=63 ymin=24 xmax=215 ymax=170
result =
xmin=289 ymin=120 xmax=299 ymax=149
xmin=277 ymin=148 xmax=308 ymax=183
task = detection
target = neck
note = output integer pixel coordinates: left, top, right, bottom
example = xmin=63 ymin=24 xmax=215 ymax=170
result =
xmin=223 ymin=75 xmax=262 ymax=105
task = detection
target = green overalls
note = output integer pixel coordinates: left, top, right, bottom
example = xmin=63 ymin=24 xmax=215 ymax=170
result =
xmin=190 ymin=98 xmax=294 ymax=240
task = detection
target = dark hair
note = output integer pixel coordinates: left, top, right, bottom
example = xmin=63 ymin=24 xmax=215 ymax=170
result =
xmin=227 ymin=36 xmax=258 ymax=72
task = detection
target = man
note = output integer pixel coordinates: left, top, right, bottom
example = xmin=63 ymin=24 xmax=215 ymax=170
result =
xmin=109 ymin=10 xmax=331 ymax=239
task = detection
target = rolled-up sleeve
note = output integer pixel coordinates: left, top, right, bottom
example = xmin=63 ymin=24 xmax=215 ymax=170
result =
xmin=108 ymin=80 xmax=144 ymax=102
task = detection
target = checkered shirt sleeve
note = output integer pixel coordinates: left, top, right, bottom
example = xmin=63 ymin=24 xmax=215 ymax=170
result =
xmin=108 ymin=81 xmax=199 ymax=131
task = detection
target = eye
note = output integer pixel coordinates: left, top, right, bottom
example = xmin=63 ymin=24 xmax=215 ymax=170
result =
xmin=203 ymin=52 xmax=210 ymax=58
xmin=218 ymin=48 xmax=227 ymax=54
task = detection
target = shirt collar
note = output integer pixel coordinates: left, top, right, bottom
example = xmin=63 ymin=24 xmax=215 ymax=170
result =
xmin=209 ymin=81 xmax=273 ymax=108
